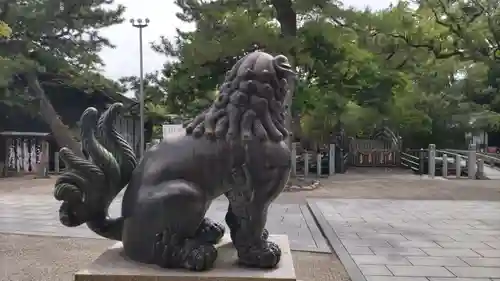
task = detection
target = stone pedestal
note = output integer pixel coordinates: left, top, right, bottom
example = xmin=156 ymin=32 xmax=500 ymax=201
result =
xmin=75 ymin=235 xmax=296 ymax=281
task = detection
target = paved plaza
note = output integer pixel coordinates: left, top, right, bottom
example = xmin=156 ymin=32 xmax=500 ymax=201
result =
xmin=4 ymin=175 xmax=500 ymax=281
xmin=309 ymin=198 xmax=500 ymax=281
xmin=0 ymin=193 xmax=330 ymax=253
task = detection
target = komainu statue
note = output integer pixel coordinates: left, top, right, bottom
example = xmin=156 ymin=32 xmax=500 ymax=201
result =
xmin=53 ymin=51 xmax=295 ymax=271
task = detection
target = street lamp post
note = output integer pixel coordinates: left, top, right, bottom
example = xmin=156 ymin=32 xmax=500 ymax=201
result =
xmin=130 ymin=18 xmax=149 ymax=159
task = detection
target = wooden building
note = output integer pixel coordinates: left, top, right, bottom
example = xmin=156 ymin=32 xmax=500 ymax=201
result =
xmin=0 ymin=83 xmax=152 ymax=177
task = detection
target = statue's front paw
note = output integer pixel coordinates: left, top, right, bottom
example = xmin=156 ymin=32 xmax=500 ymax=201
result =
xmin=183 ymin=243 xmax=218 ymax=271
xmin=238 ymin=241 xmax=282 ymax=268
xmin=196 ymin=218 xmax=225 ymax=244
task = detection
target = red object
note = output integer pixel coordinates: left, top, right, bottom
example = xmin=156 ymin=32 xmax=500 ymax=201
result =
xmin=487 ymin=146 xmax=498 ymax=153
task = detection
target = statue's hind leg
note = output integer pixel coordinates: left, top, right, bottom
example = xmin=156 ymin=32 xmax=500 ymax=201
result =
xmin=123 ymin=180 xmax=218 ymax=271
xmin=225 ymin=199 xmax=268 ymax=243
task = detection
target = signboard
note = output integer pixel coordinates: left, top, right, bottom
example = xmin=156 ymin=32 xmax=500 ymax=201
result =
xmin=162 ymin=124 xmax=184 ymax=139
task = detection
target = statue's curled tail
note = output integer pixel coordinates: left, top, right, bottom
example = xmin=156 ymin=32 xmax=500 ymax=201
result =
xmin=53 ymin=103 xmax=137 ymax=240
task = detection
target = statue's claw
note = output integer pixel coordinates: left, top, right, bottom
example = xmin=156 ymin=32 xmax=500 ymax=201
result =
xmin=238 ymin=240 xmax=282 ymax=268
xmin=153 ymin=230 xmax=218 ymax=271
xmin=195 ymin=218 xmax=225 ymax=244
xmin=183 ymin=243 xmax=218 ymax=271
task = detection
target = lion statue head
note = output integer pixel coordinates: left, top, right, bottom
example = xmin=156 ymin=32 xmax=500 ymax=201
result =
xmin=185 ymin=51 xmax=296 ymax=143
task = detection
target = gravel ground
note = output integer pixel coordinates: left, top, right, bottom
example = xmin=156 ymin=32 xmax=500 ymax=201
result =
xmin=4 ymin=172 xmax=500 ymax=204
xmin=0 ymin=234 xmax=349 ymax=281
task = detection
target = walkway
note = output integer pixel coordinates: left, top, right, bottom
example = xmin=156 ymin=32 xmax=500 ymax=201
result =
xmin=0 ymin=193 xmax=330 ymax=253
xmin=4 ymin=174 xmax=500 ymax=281
xmin=309 ymin=198 xmax=500 ymax=281
xmin=483 ymin=165 xmax=500 ymax=179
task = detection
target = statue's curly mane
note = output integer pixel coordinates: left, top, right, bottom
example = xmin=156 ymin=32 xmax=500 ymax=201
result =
xmin=186 ymin=51 xmax=295 ymax=143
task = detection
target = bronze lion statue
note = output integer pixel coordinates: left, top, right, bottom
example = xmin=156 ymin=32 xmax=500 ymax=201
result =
xmin=53 ymin=51 xmax=296 ymax=271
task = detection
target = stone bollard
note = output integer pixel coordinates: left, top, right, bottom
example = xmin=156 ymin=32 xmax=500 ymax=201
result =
xmin=291 ymin=143 xmax=297 ymax=177
xmin=54 ymin=151 xmax=60 ymax=173
xmin=339 ymin=149 xmax=345 ymax=173
xmin=303 ymin=152 xmax=309 ymax=177
xmin=455 ymin=154 xmax=462 ymax=178
xmin=468 ymin=143 xmax=477 ymax=179
xmin=317 ymin=152 xmax=322 ymax=177
xmin=36 ymin=140 xmax=49 ymax=178
xmin=419 ymin=148 xmax=425 ymax=175
xmin=477 ymin=159 xmax=484 ymax=179
xmin=428 ymin=144 xmax=436 ymax=178
xmin=329 ymin=144 xmax=335 ymax=176
xmin=442 ymin=153 xmax=448 ymax=178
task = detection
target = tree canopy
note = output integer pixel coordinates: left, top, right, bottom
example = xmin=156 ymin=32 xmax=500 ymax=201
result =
xmin=3 ymin=0 xmax=500 ymax=151
xmin=122 ymin=0 xmax=500 ymax=149
xmin=0 ymin=0 xmax=125 ymax=155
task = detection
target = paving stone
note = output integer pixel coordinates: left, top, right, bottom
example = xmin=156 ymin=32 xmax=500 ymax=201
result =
xmin=486 ymin=241 xmax=500 ymax=249
xmin=423 ymin=248 xmax=482 ymax=257
xmin=0 ymin=194 xmax=330 ymax=253
xmin=436 ymin=241 xmax=493 ymax=249
xmin=390 ymin=240 xmax=441 ymax=248
xmin=369 ymin=247 xmax=427 ymax=256
xmin=386 ymin=265 xmax=454 ymax=277
xmin=441 ymin=219 xmax=485 ymax=226
xmin=462 ymin=229 xmax=500 ymax=236
xmin=429 ymin=277 xmax=491 ymax=281
xmin=310 ymin=198 xmax=500 ymax=281
xmin=342 ymin=238 xmax=392 ymax=247
xmin=357 ymin=233 xmax=409 ymax=241
xmin=446 ymin=266 xmax=500 ymax=278
xmin=336 ymin=231 xmax=361 ymax=239
xmin=351 ymin=254 xmax=411 ymax=265
xmin=474 ymin=249 xmax=500 ymax=257
xmin=390 ymin=222 xmax=433 ymax=229
xmin=461 ymin=257 xmax=500 ymax=267
xmin=407 ymin=256 xmax=468 ymax=266
xmin=403 ymin=234 xmax=455 ymax=242
xmin=429 ymin=223 xmax=475 ymax=230
xmin=449 ymin=234 xmax=500 ymax=242
xmin=365 ymin=277 xmax=428 ymax=281
xmin=358 ymin=265 xmax=392 ymax=276
xmin=344 ymin=245 xmax=374 ymax=255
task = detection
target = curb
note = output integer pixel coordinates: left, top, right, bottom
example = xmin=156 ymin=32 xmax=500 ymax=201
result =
xmin=306 ymin=199 xmax=366 ymax=281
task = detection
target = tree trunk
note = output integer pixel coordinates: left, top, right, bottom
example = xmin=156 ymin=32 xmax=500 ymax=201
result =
xmin=271 ymin=0 xmax=302 ymax=146
xmin=26 ymin=72 xmax=85 ymax=158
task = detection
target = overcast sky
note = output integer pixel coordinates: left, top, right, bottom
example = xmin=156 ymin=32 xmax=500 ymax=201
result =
xmin=98 ymin=0 xmax=396 ymax=81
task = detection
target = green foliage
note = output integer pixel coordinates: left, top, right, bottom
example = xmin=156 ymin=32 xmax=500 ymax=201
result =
xmin=118 ymin=0 xmax=500 ymax=149
xmin=0 ymin=20 xmax=11 ymax=38
xmin=0 ymin=0 xmax=125 ymax=111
